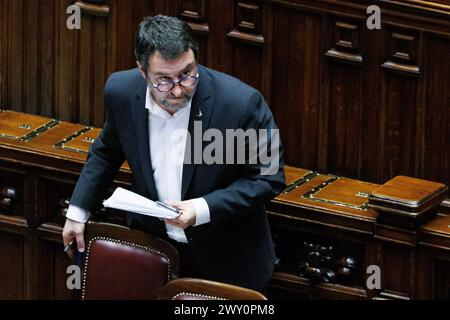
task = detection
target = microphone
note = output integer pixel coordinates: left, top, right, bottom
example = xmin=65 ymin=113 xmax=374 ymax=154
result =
xmin=195 ymin=109 xmax=203 ymax=119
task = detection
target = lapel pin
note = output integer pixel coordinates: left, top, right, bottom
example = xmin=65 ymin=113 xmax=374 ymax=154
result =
xmin=195 ymin=109 xmax=203 ymax=119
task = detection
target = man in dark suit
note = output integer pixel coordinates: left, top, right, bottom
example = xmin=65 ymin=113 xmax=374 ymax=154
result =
xmin=62 ymin=15 xmax=285 ymax=291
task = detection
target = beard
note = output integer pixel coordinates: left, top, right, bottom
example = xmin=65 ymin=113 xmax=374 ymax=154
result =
xmin=159 ymin=93 xmax=192 ymax=112
xmin=158 ymin=92 xmax=194 ymax=113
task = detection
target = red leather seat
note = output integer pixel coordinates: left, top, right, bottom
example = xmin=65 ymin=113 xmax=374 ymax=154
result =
xmin=158 ymin=277 xmax=267 ymax=300
xmin=81 ymin=222 xmax=179 ymax=300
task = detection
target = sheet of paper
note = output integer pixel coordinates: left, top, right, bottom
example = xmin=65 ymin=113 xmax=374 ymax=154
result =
xmin=103 ymin=187 xmax=179 ymax=219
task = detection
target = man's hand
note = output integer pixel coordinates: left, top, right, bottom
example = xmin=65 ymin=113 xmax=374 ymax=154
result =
xmin=62 ymin=218 xmax=86 ymax=258
xmin=164 ymin=200 xmax=196 ymax=229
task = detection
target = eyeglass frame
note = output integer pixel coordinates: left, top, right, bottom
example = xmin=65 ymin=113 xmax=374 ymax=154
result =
xmin=142 ymin=68 xmax=200 ymax=93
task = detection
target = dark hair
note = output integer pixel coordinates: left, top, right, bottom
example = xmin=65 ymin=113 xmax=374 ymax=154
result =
xmin=134 ymin=15 xmax=199 ymax=71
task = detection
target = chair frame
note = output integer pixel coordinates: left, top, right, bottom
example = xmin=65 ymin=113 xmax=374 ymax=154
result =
xmin=158 ymin=277 xmax=267 ymax=300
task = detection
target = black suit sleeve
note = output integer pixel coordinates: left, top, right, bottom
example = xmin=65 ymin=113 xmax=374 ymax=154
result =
xmin=69 ymin=109 xmax=125 ymax=211
xmin=203 ymin=91 xmax=286 ymax=224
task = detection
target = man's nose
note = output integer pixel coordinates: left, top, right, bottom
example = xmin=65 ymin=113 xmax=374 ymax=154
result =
xmin=171 ymin=83 xmax=183 ymax=97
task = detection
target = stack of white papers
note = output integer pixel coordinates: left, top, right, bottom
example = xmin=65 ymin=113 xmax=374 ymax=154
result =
xmin=103 ymin=187 xmax=180 ymax=219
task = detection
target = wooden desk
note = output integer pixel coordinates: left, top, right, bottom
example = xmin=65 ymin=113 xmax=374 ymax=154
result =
xmin=1 ymin=111 xmax=449 ymax=299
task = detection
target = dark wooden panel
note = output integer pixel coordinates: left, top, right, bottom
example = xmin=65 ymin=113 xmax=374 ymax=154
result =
xmin=227 ymin=0 xmax=265 ymax=46
xmin=417 ymin=244 xmax=450 ymax=299
xmin=422 ymin=35 xmax=450 ymax=187
xmin=326 ymin=63 xmax=362 ymax=178
xmin=205 ymin=0 xmax=233 ymax=73
xmin=232 ymin=45 xmax=263 ymax=90
xmin=0 ymin=232 xmax=25 ymax=299
xmin=323 ymin=16 xmax=365 ymax=179
xmin=432 ymin=258 xmax=450 ymax=299
xmin=77 ymin=10 xmax=109 ymax=127
xmin=381 ymin=75 xmax=418 ymax=181
xmin=271 ymin=8 xmax=322 ymax=169
xmin=270 ymin=6 xmax=289 ymax=165
xmin=360 ymin=24 xmax=384 ymax=183
xmin=23 ymin=0 xmax=39 ymax=114
xmin=177 ymin=0 xmax=210 ymax=66
xmin=79 ymin=12 xmax=93 ymax=125
xmin=110 ymin=0 xmax=150 ymax=73
xmin=56 ymin=0 xmax=79 ymax=122
xmin=381 ymin=244 xmax=414 ymax=297
xmin=151 ymin=0 xmax=178 ymax=16
xmin=8 ymin=0 xmax=24 ymax=113
xmin=92 ymin=16 xmax=108 ymax=126
xmin=39 ymin=0 xmax=56 ymax=118
xmin=0 ymin=0 xmax=6 ymax=108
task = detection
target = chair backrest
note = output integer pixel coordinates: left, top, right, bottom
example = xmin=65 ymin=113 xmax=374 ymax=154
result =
xmin=158 ymin=277 xmax=267 ymax=300
xmin=81 ymin=222 xmax=179 ymax=300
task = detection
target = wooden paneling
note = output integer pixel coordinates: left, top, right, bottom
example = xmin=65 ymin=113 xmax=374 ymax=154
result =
xmin=205 ymin=0 xmax=233 ymax=72
xmin=360 ymin=25 xmax=384 ymax=183
xmin=8 ymin=0 xmax=24 ymax=113
xmin=381 ymin=244 xmax=415 ymax=296
xmin=0 ymin=232 xmax=24 ymax=299
xmin=422 ymin=34 xmax=450 ymax=184
xmin=1 ymin=0 xmax=450 ymax=191
xmin=0 ymin=0 xmax=450 ymax=188
xmin=178 ymin=0 xmax=210 ymax=66
xmin=0 ymin=162 xmax=28 ymax=299
xmin=0 ymin=0 xmax=5 ymax=108
xmin=1 ymin=0 xmax=149 ymax=126
xmin=382 ymin=75 xmax=418 ymax=179
xmin=432 ymin=258 xmax=450 ymax=299
xmin=1 ymin=113 xmax=449 ymax=299
xmin=271 ymin=8 xmax=322 ymax=170
xmin=324 ymin=18 xmax=363 ymax=178
xmin=1 ymin=0 xmax=450 ymax=300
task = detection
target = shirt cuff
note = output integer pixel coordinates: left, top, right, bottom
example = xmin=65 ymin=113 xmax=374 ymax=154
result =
xmin=65 ymin=204 xmax=90 ymax=223
xmin=190 ymin=198 xmax=210 ymax=226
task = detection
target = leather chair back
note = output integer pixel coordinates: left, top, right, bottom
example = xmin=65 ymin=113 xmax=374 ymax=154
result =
xmin=81 ymin=222 xmax=179 ymax=300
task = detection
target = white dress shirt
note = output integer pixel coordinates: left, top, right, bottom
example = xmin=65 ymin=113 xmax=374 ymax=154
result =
xmin=66 ymin=86 xmax=210 ymax=243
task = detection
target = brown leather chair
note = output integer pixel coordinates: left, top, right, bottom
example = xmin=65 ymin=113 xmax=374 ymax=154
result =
xmin=81 ymin=222 xmax=179 ymax=300
xmin=158 ymin=277 xmax=267 ymax=300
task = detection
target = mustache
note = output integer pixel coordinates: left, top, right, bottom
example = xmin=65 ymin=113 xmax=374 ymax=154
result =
xmin=167 ymin=92 xmax=193 ymax=100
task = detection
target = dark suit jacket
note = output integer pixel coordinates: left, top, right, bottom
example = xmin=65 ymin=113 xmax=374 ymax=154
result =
xmin=70 ymin=64 xmax=286 ymax=290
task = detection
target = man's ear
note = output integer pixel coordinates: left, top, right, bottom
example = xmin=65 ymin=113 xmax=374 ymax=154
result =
xmin=136 ymin=61 xmax=146 ymax=79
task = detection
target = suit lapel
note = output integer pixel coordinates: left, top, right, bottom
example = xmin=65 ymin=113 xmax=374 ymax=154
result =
xmin=181 ymin=66 xmax=212 ymax=200
xmin=131 ymin=79 xmax=158 ymax=200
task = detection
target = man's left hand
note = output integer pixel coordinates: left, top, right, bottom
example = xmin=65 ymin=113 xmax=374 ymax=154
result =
xmin=164 ymin=200 xmax=196 ymax=229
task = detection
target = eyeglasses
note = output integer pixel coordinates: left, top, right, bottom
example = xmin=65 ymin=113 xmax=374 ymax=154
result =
xmin=146 ymin=72 xmax=200 ymax=92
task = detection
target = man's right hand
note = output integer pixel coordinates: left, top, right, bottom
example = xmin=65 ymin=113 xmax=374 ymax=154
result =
xmin=62 ymin=218 xmax=86 ymax=258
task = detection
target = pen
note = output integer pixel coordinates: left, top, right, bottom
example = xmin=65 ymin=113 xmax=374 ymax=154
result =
xmin=156 ymin=201 xmax=180 ymax=215
xmin=64 ymin=242 xmax=73 ymax=253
